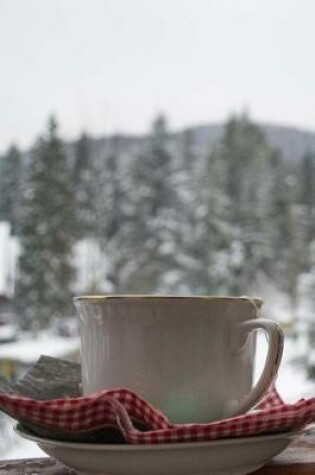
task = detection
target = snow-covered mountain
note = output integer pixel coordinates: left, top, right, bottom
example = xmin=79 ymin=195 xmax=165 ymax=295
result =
xmin=75 ymin=121 xmax=315 ymax=167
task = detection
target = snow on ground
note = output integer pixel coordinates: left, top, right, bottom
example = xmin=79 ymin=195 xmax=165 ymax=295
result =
xmin=0 ymin=332 xmax=79 ymax=364
xmin=4 ymin=425 xmax=46 ymax=460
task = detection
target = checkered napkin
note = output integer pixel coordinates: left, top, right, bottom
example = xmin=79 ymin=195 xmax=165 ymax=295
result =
xmin=0 ymin=359 xmax=314 ymax=444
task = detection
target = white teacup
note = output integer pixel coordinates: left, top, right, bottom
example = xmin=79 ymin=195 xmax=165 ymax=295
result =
xmin=74 ymin=295 xmax=283 ymax=423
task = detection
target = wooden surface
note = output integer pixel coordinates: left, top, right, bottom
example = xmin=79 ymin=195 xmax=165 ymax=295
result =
xmin=0 ymin=434 xmax=314 ymax=474
xmin=254 ymin=434 xmax=315 ymax=474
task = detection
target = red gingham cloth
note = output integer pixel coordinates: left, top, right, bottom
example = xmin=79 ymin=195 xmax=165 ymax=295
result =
xmin=0 ymin=387 xmax=314 ymax=444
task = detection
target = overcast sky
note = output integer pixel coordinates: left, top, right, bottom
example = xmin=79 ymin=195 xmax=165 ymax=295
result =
xmin=1 ymin=0 xmax=315 ymax=152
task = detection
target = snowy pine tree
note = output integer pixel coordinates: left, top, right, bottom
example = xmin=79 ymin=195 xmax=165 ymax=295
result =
xmin=128 ymin=115 xmax=179 ymax=292
xmin=96 ymin=141 xmax=132 ymax=292
xmin=199 ymin=142 xmax=233 ymax=293
xmin=0 ymin=144 xmax=22 ymax=235
xmin=16 ymin=117 xmax=76 ymax=330
xmin=74 ymin=132 xmax=98 ymax=239
xmin=172 ymin=128 xmax=203 ymax=293
xmin=265 ymin=151 xmax=292 ymax=285
xmin=298 ymin=152 xmax=315 ymax=271
xmin=210 ymin=114 xmax=283 ymax=294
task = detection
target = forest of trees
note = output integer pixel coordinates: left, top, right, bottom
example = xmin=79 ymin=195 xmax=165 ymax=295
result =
xmin=0 ymin=113 xmax=315 ymax=339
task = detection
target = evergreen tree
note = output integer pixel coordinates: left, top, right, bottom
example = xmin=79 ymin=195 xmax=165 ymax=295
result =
xmin=264 ymin=152 xmax=292 ymax=286
xmin=173 ymin=127 xmax=232 ymax=294
xmin=173 ymin=128 xmax=203 ymax=293
xmin=128 ymin=115 xmax=179 ymax=292
xmin=199 ymin=143 xmax=233 ymax=293
xmin=212 ymin=114 xmax=282 ymax=294
xmin=16 ymin=117 xmax=76 ymax=330
xmin=181 ymin=128 xmax=197 ymax=172
xmin=0 ymin=144 xmax=22 ymax=234
xmin=300 ymin=152 xmax=315 ymax=221
xmin=298 ymin=152 xmax=315 ymax=271
xmin=74 ymin=132 xmax=98 ymax=239
xmin=96 ymin=140 xmax=132 ymax=292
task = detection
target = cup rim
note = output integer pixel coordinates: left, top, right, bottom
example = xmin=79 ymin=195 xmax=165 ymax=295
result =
xmin=73 ymin=294 xmax=263 ymax=307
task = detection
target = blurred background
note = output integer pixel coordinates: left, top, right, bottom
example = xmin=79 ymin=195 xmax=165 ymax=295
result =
xmin=0 ymin=0 xmax=315 ymax=458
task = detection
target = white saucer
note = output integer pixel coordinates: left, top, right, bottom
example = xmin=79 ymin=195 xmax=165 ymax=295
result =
xmin=15 ymin=425 xmax=299 ymax=475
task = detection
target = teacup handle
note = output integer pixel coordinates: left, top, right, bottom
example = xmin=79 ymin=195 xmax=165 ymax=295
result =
xmin=234 ymin=318 xmax=284 ymax=416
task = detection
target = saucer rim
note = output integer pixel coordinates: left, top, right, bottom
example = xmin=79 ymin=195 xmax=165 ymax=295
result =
xmin=15 ymin=424 xmax=299 ymax=452
xmin=73 ymin=295 xmax=263 ymax=307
